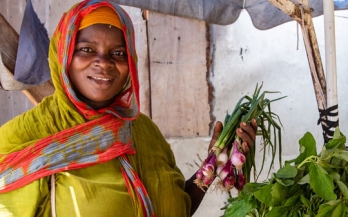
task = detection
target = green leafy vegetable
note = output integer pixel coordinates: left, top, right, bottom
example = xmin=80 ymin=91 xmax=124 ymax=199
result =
xmin=222 ymin=128 xmax=348 ymax=217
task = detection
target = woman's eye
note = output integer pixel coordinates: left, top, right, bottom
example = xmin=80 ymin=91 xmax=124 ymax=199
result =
xmin=74 ymin=47 xmax=93 ymax=53
xmin=112 ymin=50 xmax=126 ymax=57
xmin=79 ymin=47 xmax=93 ymax=52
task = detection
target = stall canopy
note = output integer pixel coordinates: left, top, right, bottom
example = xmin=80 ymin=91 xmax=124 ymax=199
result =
xmin=111 ymin=0 xmax=348 ymax=29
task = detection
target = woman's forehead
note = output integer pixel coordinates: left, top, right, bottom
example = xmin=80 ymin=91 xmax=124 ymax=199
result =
xmin=75 ymin=24 xmax=125 ymax=44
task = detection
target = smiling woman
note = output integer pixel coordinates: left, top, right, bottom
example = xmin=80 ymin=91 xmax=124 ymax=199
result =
xmin=70 ymin=23 xmax=130 ymax=110
xmin=0 ymin=1 xmax=257 ymax=217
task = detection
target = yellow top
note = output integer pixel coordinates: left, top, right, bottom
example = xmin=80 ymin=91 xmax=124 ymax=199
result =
xmin=0 ymin=114 xmax=191 ymax=217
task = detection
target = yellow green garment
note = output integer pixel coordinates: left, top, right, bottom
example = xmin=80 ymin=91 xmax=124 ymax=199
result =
xmin=0 ymin=114 xmax=191 ymax=217
xmin=0 ymin=0 xmax=191 ymax=216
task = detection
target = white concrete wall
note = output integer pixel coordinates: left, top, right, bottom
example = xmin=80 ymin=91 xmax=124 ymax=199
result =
xmin=1 ymin=0 xmax=348 ymax=216
xmin=171 ymin=9 xmax=348 ymax=216
xmin=200 ymin=10 xmax=348 ymax=215
xmin=210 ymin=10 xmax=348 ymax=162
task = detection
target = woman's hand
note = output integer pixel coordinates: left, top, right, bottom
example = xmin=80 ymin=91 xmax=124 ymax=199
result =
xmin=208 ymin=119 xmax=258 ymax=155
xmin=186 ymin=119 xmax=258 ymax=216
xmin=236 ymin=119 xmax=258 ymax=154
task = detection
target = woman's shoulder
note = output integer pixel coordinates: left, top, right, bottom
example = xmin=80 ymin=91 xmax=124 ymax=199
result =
xmin=0 ymin=95 xmax=82 ymax=153
xmin=131 ymin=113 xmax=167 ymax=144
xmin=0 ymin=96 xmax=56 ymax=152
xmin=132 ymin=113 xmax=159 ymax=132
xmin=131 ymin=113 xmax=179 ymax=170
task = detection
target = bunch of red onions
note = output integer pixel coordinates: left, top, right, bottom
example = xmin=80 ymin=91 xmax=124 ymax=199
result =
xmin=194 ymin=138 xmax=247 ymax=191
xmin=194 ymin=83 xmax=284 ymax=192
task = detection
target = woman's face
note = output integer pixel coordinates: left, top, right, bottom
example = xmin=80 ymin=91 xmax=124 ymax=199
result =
xmin=69 ymin=24 xmax=129 ymax=110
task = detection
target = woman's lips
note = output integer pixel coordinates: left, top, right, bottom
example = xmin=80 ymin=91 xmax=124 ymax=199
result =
xmin=88 ymin=76 xmax=114 ymax=86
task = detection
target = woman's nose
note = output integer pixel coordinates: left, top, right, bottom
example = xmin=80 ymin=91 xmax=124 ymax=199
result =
xmin=94 ymin=53 xmax=114 ymax=69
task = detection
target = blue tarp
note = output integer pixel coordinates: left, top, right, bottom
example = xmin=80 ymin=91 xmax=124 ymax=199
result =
xmin=14 ymin=0 xmax=50 ymax=85
xmin=112 ymin=0 xmax=348 ymax=29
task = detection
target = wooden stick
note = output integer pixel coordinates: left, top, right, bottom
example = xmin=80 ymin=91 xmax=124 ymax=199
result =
xmin=269 ymin=0 xmax=303 ymax=23
xmin=0 ymin=13 xmax=54 ymax=105
xmin=269 ymin=0 xmax=330 ymax=141
xmin=300 ymin=10 xmax=327 ymax=109
xmin=323 ymin=0 xmax=339 ymax=123
xmin=0 ymin=14 xmax=18 ymax=73
xmin=269 ymin=0 xmax=327 ymax=103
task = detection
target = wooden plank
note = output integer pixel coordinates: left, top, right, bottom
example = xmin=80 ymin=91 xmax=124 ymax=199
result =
xmin=48 ymin=0 xmax=81 ymax=34
xmin=0 ymin=53 xmax=32 ymax=90
xmin=134 ymin=20 xmax=151 ymax=117
xmin=23 ymin=81 xmax=55 ymax=106
xmin=0 ymin=14 xmax=18 ymax=73
xmin=0 ymin=92 xmax=13 ymax=125
xmin=0 ymin=91 xmax=31 ymax=125
xmin=269 ymin=0 xmax=304 ymax=23
xmin=122 ymin=7 xmax=151 ymax=117
xmin=0 ymin=13 xmax=54 ymax=105
xmin=147 ymin=12 xmax=210 ymax=137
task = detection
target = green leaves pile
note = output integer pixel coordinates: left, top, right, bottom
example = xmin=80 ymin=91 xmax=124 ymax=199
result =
xmin=222 ymin=128 xmax=348 ymax=217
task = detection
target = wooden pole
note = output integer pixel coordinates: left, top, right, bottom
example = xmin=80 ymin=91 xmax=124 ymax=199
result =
xmin=0 ymin=13 xmax=54 ymax=105
xmin=269 ymin=0 xmax=333 ymax=142
xmin=323 ymin=0 xmax=339 ymax=127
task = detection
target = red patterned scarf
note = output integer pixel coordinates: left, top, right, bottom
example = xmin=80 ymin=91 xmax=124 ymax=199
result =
xmin=0 ymin=1 xmax=155 ymax=216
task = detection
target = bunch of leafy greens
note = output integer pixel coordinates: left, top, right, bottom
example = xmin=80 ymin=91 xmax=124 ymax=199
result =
xmin=222 ymin=127 xmax=348 ymax=217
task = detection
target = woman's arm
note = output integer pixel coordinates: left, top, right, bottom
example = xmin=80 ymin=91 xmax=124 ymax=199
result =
xmin=184 ymin=171 xmax=208 ymax=216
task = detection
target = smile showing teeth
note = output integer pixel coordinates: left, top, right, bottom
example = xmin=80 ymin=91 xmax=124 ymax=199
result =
xmin=89 ymin=76 xmax=112 ymax=81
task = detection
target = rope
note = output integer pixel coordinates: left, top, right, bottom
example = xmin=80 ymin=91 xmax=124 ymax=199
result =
xmin=317 ymin=105 xmax=339 ymax=143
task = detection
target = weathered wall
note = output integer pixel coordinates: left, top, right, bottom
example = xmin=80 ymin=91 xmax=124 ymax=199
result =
xmin=1 ymin=0 xmax=348 ymax=216
xmin=148 ymin=11 xmax=211 ymax=137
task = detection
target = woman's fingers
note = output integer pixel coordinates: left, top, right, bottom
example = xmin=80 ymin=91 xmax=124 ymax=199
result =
xmin=240 ymin=120 xmax=257 ymax=141
xmin=241 ymin=141 xmax=250 ymax=154
xmin=250 ymin=119 xmax=258 ymax=135
xmin=208 ymin=121 xmax=223 ymax=151
xmin=208 ymin=119 xmax=257 ymax=154
xmin=236 ymin=119 xmax=258 ymax=154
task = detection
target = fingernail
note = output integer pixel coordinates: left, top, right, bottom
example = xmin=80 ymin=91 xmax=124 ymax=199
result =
xmin=238 ymin=128 xmax=243 ymax=133
xmin=242 ymin=122 xmax=247 ymax=126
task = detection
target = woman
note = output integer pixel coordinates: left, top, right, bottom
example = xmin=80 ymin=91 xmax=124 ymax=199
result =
xmin=0 ymin=1 xmax=257 ymax=216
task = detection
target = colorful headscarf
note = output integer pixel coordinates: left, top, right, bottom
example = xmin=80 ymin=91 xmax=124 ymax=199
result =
xmin=78 ymin=6 xmax=122 ymax=30
xmin=0 ymin=0 xmax=154 ymax=216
